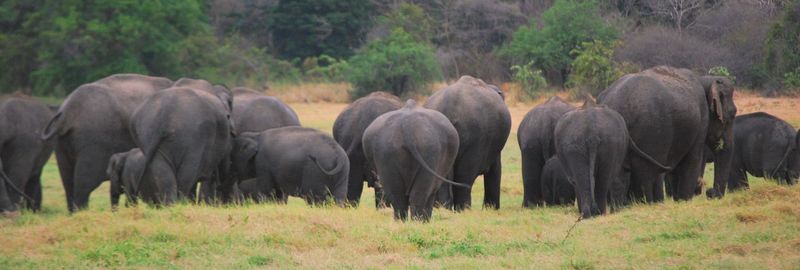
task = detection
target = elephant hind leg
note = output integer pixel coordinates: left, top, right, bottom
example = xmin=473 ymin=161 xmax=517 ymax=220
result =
xmin=728 ymin=168 xmax=748 ymax=191
xmin=671 ymin=147 xmax=704 ymax=201
xmin=24 ymin=174 xmax=42 ymax=212
xmin=521 ymin=153 xmax=545 ymax=208
xmin=483 ymin=157 xmax=502 ymax=210
xmin=71 ymin=151 xmax=111 ymax=211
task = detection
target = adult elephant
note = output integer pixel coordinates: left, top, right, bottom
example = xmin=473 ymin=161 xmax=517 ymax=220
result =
xmin=42 ymin=74 xmax=173 ymax=212
xmin=226 ymin=87 xmax=300 ymax=201
xmin=129 ymin=79 xmax=234 ymax=205
xmin=598 ymin=66 xmax=737 ymax=201
xmin=424 ymin=76 xmax=511 ymax=210
xmin=0 ymin=95 xmax=54 ymax=215
xmin=727 ymin=112 xmax=800 ymax=189
xmin=362 ymin=100 xmax=463 ymax=221
xmin=518 ymin=96 xmax=575 ymax=207
xmin=332 ymin=92 xmax=403 ymax=207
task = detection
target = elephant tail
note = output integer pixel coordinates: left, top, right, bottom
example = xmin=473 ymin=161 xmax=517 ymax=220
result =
xmin=628 ymin=138 xmax=672 ymax=172
xmin=401 ymin=122 xmax=470 ymax=190
xmin=41 ymin=111 xmax=64 ymax=140
xmin=135 ymin=137 xmax=174 ymax=196
xmin=770 ymin=145 xmax=793 ymax=180
xmin=309 ymin=154 xmax=345 ymax=176
xmin=0 ymin=169 xmax=35 ymax=203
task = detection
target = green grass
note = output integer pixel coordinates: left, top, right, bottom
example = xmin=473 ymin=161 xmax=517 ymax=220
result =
xmin=1 ymin=103 xmax=799 ymax=269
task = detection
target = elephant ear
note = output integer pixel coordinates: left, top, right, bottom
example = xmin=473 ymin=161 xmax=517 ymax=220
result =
xmin=707 ymin=80 xmax=725 ymax=123
xmin=234 ymin=137 xmax=259 ymax=165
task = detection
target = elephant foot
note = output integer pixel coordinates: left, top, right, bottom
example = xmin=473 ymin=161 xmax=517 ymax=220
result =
xmin=706 ymin=188 xmax=722 ymax=199
xmin=2 ymin=210 xmax=20 ymax=218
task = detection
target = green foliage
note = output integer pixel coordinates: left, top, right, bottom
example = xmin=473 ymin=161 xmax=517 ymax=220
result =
xmin=708 ymin=66 xmax=735 ymax=82
xmin=784 ymin=67 xmax=800 ymax=88
xmin=764 ymin=1 xmax=800 ymax=89
xmin=346 ymin=29 xmax=441 ymax=100
xmin=268 ymin=0 xmax=373 ymax=61
xmin=567 ymin=40 xmax=625 ymax=99
xmin=302 ymin=55 xmax=350 ymax=82
xmin=498 ymin=0 xmax=618 ymax=84
xmin=378 ymin=3 xmax=434 ymax=43
xmin=510 ymin=62 xmax=547 ymax=99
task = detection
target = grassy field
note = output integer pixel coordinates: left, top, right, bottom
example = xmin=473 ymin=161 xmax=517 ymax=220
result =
xmin=1 ymin=91 xmax=800 ymax=269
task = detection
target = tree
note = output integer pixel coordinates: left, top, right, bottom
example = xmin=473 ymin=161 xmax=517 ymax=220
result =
xmin=643 ymin=0 xmax=719 ymax=33
xmin=499 ymin=0 xmax=619 ymax=85
xmin=374 ymin=3 xmax=434 ymax=43
xmin=268 ymin=0 xmax=373 ymax=61
xmin=568 ymin=40 xmax=630 ymax=98
xmin=764 ymin=1 xmax=800 ymax=90
xmin=346 ymin=29 xmax=441 ymax=99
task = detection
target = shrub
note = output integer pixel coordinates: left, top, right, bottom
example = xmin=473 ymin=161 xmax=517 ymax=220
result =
xmin=568 ymin=40 xmax=625 ymax=99
xmin=346 ymin=29 xmax=441 ymax=100
xmin=708 ymin=66 xmax=736 ymax=82
xmin=510 ymin=62 xmax=547 ymax=100
xmin=304 ymin=55 xmax=349 ymax=82
xmin=785 ymin=67 xmax=800 ymax=89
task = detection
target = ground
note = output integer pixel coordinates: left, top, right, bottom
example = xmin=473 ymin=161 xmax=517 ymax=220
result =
xmin=1 ymin=90 xmax=799 ymax=269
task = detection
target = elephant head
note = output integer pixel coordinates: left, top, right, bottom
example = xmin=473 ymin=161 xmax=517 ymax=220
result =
xmin=701 ymin=76 xmax=738 ymax=198
xmin=230 ymin=133 xmax=259 ymax=181
xmin=785 ymin=129 xmax=800 ymax=183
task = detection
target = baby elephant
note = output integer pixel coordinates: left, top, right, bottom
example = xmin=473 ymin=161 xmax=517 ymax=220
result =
xmin=230 ymin=127 xmax=349 ymax=205
xmin=363 ymin=100 xmax=466 ymax=221
xmin=730 ymin=112 xmax=800 ymax=189
xmin=106 ymin=148 xmax=176 ymax=208
xmin=540 ymin=156 xmax=575 ymax=206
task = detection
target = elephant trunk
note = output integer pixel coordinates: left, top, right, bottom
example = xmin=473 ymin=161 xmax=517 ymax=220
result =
xmin=708 ymin=125 xmax=735 ymax=198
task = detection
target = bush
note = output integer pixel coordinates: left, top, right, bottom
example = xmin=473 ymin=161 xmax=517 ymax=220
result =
xmin=568 ymin=40 xmax=625 ymax=99
xmin=510 ymin=62 xmax=547 ymax=100
xmin=764 ymin=2 xmax=800 ymax=91
xmin=785 ymin=67 xmax=800 ymax=89
xmin=708 ymin=66 xmax=736 ymax=82
xmin=303 ymin=55 xmax=349 ymax=82
xmin=498 ymin=0 xmax=619 ymax=85
xmin=346 ymin=29 xmax=441 ymax=100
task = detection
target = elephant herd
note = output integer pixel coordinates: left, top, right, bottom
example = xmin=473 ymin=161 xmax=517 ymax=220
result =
xmin=0 ymin=66 xmax=798 ymax=221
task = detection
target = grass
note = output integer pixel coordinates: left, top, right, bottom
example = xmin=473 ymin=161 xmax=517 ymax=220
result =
xmin=2 ymin=89 xmax=800 ymax=269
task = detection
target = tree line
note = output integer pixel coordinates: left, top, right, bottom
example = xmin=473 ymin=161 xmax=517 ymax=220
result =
xmin=1 ymin=0 xmax=798 ymax=98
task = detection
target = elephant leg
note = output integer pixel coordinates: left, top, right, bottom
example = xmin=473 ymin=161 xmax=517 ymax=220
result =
xmin=409 ymin=191 xmax=435 ymax=222
xmin=435 ymin=183 xmax=453 ymax=209
xmin=521 ymin=153 xmax=544 ymax=208
xmin=0 ymin=160 xmax=16 ymax=213
xmin=198 ymin=181 xmax=217 ymax=205
xmin=483 ymin=157 xmax=502 ymax=210
xmin=71 ymin=151 xmax=111 ymax=211
xmin=24 ymin=174 xmax=42 ymax=212
xmin=374 ymin=185 xmax=389 ymax=208
xmin=672 ymin=147 xmax=704 ymax=201
xmin=2 ymin=154 xmax=35 ymax=209
xmin=728 ymin=168 xmax=748 ymax=191
xmin=54 ymin=144 xmax=76 ymax=212
xmin=150 ymin=155 xmax=177 ymax=206
xmin=346 ymin=164 xmax=364 ymax=206
xmin=653 ymin=178 xmax=665 ymax=202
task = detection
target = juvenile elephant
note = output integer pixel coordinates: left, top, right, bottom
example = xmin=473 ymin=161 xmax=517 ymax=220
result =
xmin=0 ymin=95 xmax=54 ymax=215
xmin=43 ymin=74 xmax=173 ymax=212
xmin=540 ymin=156 xmax=575 ymax=206
xmin=728 ymin=112 xmax=800 ymax=189
xmin=333 ymin=92 xmax=403 ymax=207
xmin=599 ymin=66 xmax=737 ymax=201
xmin=129 ymin=80 xmax=234 ymax=206
xmin=219 ymin=87 xmax=300 ymax=201
xmin=424 ymin=76 xmax=511 ymax=210
xmin=363 ymin=100 xmax=465 ymax=221
xmin=518 ymin=96 xmax=575 ymax=207
xmin=230 ymin=127 xmax=348 ymax=205
xmin=106 ymin=148 xmax=175 ymax=207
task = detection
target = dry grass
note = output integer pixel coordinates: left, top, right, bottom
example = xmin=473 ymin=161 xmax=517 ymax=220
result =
xmin=1 ymin=85 xmax=800 ymax=269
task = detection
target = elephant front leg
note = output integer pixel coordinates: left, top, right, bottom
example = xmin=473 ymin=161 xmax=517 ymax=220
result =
xmin=483 ymin=158 xmax=502 ymax=210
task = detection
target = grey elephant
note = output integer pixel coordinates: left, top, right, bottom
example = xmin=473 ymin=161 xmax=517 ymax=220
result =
xmin=0 ymin=95 xmax=54 ymax=215
xmin=363 ymin=100 xmax=466 ymax=221
xmin=207 ymin=87 xmax=300 ymax=201
xmin=554 ymin=101 xmax=631 ymax=218
xmin=424 ymin=76 xmax=511 ymax=210
xmin=106 ymin=148 xmax=175 ymax=207
xmin=540 ymin=156 xmax=575 ymax=206
xmin=727 ymin=112 xmax=800 ymax=189
xmin=333 ymin=91 xmax=403 ymax=207
xmin=42 ymin=74 xmax=173 ymax=212
xmin=129 ymin=79 xmax=234 ymax=206
xmin=230 ymin=127 xmax=348 ymax=205
xmin=518 ymin=96 xmax=576 ymax=207
xmin=598 ymin=66 xmax=737 ymax=201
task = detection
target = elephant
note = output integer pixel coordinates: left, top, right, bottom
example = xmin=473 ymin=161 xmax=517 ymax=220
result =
xmin=42 ymin=74 xmax=173 ymax=212
xmin=540 ymin=156 xmax=575 ymax=206
xmin=229 ymin=127 xmax=349 ymax=205
xmin=598 ymin=66 xmax=737 ymax=201
xmin=0 ymin=95 xmax=54 ymax=215
xmin=210 ymin=87 xmax=300 ymax=202
xmin=106 ymin=148 xmax=175 ymax=207
xmin=518 ymin=96 xmax=576 ymax=207
xmin=129 ymin=80 xmax=234 ymax=206
xmin=424 ymin=75 xmax=511 ymax=210
xmin=727 ymin=112 xmax=800 ymax=189
xmin=332 ymin=91 xmax=403 ymax=207
xmin=362 ymin=100 xmax=465 ymax=221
